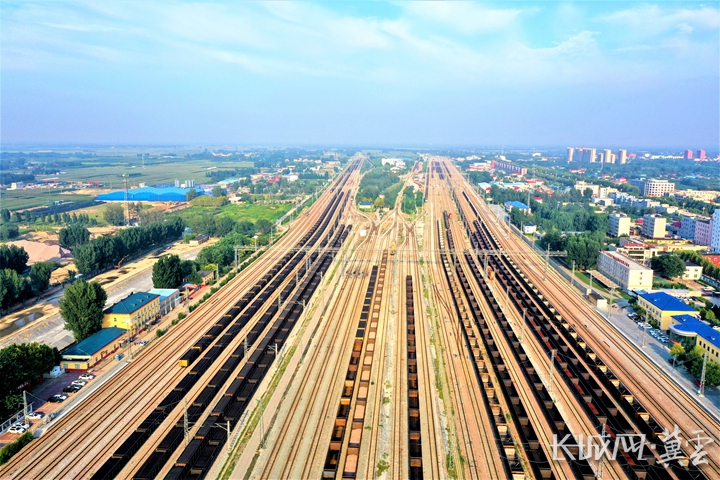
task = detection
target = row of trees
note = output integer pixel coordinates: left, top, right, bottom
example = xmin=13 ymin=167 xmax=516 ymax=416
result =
xmin=59 ymin=224 xmax=91 ymax=249
xmin=670 ymin=344 xmax=720 ymax=387
xmin=0 ymin=262 xmax=62 ymax=310
xmin=0 ymin=245 xmax=29 ymax=273
xmin=538 ymin=230 xmax=605 ymax=270
xmin=73 ymin=218 xmax=184 ymax=274
xmin=1 ymin=208 xmax=97 ymax=227
xmin=196 ymin=232 xmax=254 ymax=268
xmin=0 ymin=343 xmax=60 ymax=419
xmin=0 ymin=225 xmax=19 ymax=241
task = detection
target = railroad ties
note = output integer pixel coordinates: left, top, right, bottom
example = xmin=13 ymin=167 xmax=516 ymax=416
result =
xmin=90 ymin=171 xmax=356 ymax=480
xmin=164 ymin=224 xmax=353 ymax=480
xmin=405 ymin=275 xmax=423 ymax=479
xmin=455 ymin=188 xmax=708 ymax=480
xmin=323 ymin=251 xmax=388 ymax=479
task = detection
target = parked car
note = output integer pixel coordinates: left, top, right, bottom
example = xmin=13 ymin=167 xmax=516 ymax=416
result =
xmin=62 ymin=385 xmax=82 ymax=394
xmin=7 ymin=425 xmax=26 ymax=434
xmin=71 ymin=380 xmax=87 ymax=386
xmin=48 ymin=394 xmax=68 ymax=402
xmin=78 ymin=373 xmax=96 ymax=381
xmin=694 ymin=379 xmax=704 ymax=388
xmin=26 ymin=411 xmax=44 ymax=420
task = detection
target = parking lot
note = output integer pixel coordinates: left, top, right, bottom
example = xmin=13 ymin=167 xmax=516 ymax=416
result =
xmin=600 ymin=303 xmax=720 ymax=416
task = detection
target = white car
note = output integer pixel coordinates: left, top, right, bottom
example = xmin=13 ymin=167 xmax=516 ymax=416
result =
xmin=26 ymin=412 xmax=44 ymax=420
xmin=78 ymin=373 xmax=96 ymax=381
xmin=7 ymin=425 xmax=26 ymax=434
xmin=72 ymin=380 xmax=87 ymax=386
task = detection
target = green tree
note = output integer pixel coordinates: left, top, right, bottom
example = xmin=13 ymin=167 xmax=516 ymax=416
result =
xmin=73 ymin=243 xmax=99 ymax=274
xmin=0 ymin=245 xmax=29 ymax=274
xmin=152 ymin=255 xmax=183 ymax=289
xmin=0 ymin=269 xmax=28 ymax=309
xmin=103 ymin=203 xmax=126 ymax=226
xmin=138 ymin=208 xmax=165 ymax=226
xmin=212 ymin=186 xmax=225 ymax=197
xmin=415 ymin=191 xmax=424 ymax=207
xmin=565 ymin=234 xmax=602 ymax=270
xmin=650 ymin=255 xmax=686 ymax=279
xmin=256 ymin=219 xmax=273 ymax=235
xmin=59 ymin=280 xmax=107 ymax=341
xmin=704 ymin=362 xmax=720 ymax=387
xmin=0 ymin=225 xmax=19 ymax=241
xmin=58 ymin=224 xmax=91 ymax=249
xmin=185 ymin=188 xmax=199 ymax=201
xmin=29 ymin=262 xmax=57 ymax=294
xmin=0 ymin=209 xmax=10 ymax=223
xmin=180 ymin=260 xmax=198 ymax=280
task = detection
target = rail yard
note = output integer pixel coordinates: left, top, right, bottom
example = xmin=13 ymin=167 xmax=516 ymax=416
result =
xmin=1 ymin=155 xmax=718 ymax=480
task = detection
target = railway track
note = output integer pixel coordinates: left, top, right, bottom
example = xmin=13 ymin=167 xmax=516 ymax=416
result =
xmin=0 ymin=157 xmax=363 ymax=480
xmin=441 ymin=158 xmax=717 ymax=479
xmin=255 ymin=211 xmax=386 ymax=479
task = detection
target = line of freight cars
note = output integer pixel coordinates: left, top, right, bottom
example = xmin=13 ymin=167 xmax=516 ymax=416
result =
xmin=405 ymin=275 xmax=424 ymax=480
xmin=164 ymin=224 xmax=352 ymax=480
xmin=90 ymin=190 xmax=349 ymax=480
xmin=457 ymin=192 xmax=706 ymax=480
xmin=439 ymin=216 xmax=547 ymax=478
xmin=132 ymin=225 xmax=347 ymax=479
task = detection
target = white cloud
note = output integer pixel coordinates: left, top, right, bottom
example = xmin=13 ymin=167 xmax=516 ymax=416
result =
xmin=597 ymin=5 xmax=720 ymax=36
xmin=401 ymin=2 xmax=523 ymax=34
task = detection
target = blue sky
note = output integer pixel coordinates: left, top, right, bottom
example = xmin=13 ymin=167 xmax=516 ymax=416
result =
xmin=2 ymin=1 xmax=718 ymax=148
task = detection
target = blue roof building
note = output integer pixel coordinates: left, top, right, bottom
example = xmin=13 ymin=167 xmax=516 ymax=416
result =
xmin=103 ymin=292 xmax=161 ymax=332
xmin=96 ymin=187 xmax=203 ymax=203
xmin=148 ymin=288 xmax=181 ymax=315
xmin=670 ymin=315 xmax=720 ymax=363
xmin=61 ymin=327 xmax=126 ymax=371
xmin=637 ymin=291 xmax=696 ymax=330
xmin=504 ymin=201 xmax=531 ymax=213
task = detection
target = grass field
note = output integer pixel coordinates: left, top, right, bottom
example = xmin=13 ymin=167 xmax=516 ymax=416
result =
xmin=0 ymin=189 xmax=95 ymax=210
xmin=173 ymin=203 xmax=292 ymax=225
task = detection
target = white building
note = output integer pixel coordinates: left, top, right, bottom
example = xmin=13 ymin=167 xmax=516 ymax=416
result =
xmin=712 ymin=210 xmax=720 ymax=253
xmin=642 ymin=179 xmax=675 ymax=197
xmin=9 ymin=182 xmax=24 ymax=190
xmin=642 ymin=214 xmax=667 ymax=239
xmin=682 ymin=263 xmax=703 ymax=281
xmin=574 ymin=181 xmax=600 ymax=197
xmin=597 ymin=251 xmax=654 ymax=292
xmin=381 ymin=158 xmax=407 ymax=168
xmin=608 ymin=214 xmax=631 ymax=237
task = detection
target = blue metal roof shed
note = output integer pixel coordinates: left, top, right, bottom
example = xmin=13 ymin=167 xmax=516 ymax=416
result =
xmin=96 ymin=187 xmax=203 ymax=203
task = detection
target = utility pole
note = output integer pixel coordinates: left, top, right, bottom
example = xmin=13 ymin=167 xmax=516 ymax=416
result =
xmin=543 ymin=244 xmax=550 ymax=281
xmin=184 ymin=400 xmax=189 ymax=446
xmin=549 ymin=349 xmax=557 ymax=401
xmin=521 ymin=308 xmax=526 ymax=344
xmin=571 ymin=260 xmax=576 ymax=288
xmin=244 ymin=337 xmax=249 ymax=357
xmin=641 ymin=324 xmax=648 ymax=348
xmin=23 ymin=391 xmax=28 ymax=418
xmin=698 ymin=352 xmax=708 ymax=396
xmin=597 ymin=421 xmax=606 ymax=480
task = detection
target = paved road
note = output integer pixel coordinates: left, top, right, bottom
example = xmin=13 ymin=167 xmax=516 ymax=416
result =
xmin=0 ymin=243 xmax=206 ymax=350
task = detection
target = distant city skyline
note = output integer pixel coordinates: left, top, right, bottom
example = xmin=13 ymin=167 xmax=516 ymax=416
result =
xmin=2 ymin=1 xmax=718 ymax=147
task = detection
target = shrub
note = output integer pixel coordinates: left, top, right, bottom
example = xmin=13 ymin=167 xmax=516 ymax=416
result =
xmin=0 ymin=431 xmax=34 ymax=465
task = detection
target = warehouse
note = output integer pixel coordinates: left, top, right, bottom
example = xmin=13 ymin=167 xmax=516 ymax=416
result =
xmin=637 ymin=292 xmax=697 ymax=330
xmin=60 ymin=327 xmax=126 ymax=371
xmin=96 ymin=187 xmax=202 ymax=203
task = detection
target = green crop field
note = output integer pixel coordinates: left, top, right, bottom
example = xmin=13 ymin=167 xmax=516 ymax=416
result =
xmin=52 ymin=158 xmax=254 ymax=188
xmin=0 ymin=189 xmax=95 ymax=210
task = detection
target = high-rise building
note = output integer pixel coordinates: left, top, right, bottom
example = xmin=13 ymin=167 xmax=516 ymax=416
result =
xmin=604 ymin=149 xmax=612 ymax=164
xmin=186 ymin=179 xmax=195 ymax=188
xmin=711 ymin=211 xmax=720 ymax=253
xmin=680 ymin=216 xmax=697 ymax=240
xmin=567 ymin=147 xmax=575 ymax=163
xmin=608 ymin=213 xmax=631 ymax=237
xmin=697 ymin=150 xmax=706 ymax=160
xmin=642 ymin=214 xmax=667 ymax=239
xmin=588 ymin=148 xmax=597 ymax=163
xmin=598 ymin=152 xmax=605 ymax=163
xmin=618 ymin=149 xmax=628 ymax=164
xmin=683 ymin=149 xmax=694 ymax=160
xmin=174 ymin=179 xmax=180 ymax=188
xmin=695 ymin=217 xmax=712 ymax=247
